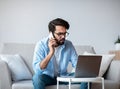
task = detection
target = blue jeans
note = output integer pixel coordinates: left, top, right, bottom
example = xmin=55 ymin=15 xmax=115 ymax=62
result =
xmin=32 ymin=73 xmax=88 ymax=89
xmin=32 ymin=74 xmax=57 ymax=89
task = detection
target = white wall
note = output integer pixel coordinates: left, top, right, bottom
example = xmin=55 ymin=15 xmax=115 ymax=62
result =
xmin=0 ymin=0 xmax=120 ymax=53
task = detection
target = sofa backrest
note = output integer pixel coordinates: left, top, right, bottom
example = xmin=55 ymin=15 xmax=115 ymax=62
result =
xmin=74 ymin=45 xmax=96 ymax=55
xmin=0 ymin=43 xmax=96 ymax=75
xmin=0 ymin=43 xmax=35 ymax=74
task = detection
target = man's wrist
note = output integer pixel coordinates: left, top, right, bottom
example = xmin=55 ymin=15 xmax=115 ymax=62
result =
xmin=48 ymin=51 xmax=54 ymax=56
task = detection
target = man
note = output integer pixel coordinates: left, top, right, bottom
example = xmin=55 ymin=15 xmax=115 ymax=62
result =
xmin=32 ymin=18 xmax=88 ymax=89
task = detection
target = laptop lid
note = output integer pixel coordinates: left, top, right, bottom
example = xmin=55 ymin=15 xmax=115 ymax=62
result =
xmin=75 ymin=55 xmax=102 ymax=78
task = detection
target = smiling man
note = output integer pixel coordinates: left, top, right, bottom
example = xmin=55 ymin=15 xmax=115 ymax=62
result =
xmin=32 ymin=18 xmax=88 ymax=89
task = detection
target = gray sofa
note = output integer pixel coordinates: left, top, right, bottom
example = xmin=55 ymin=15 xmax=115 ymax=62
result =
xmin=0 ymin=43 xmax=120 ymax=89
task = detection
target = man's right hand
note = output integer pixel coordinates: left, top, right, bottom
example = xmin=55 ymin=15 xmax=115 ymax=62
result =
xmin=48 ymin=38 xmax=57 ymax=54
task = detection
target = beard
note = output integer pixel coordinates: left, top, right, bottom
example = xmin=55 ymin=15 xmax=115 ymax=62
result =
xmin=56 ymin=38 xmax=65 ymax=46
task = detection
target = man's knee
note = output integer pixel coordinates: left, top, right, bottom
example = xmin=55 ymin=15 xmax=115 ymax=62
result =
xmin=32 ymin=74 xmax=45 ymax=89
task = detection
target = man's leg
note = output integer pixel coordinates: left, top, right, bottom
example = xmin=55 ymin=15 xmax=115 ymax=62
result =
xmin=67 ymin=73 xmax=89 ymax=89
xmin=32 ymin=74 xmax=57 ymax=89
xmin=80 ymin=82 xmax=88 ymax=89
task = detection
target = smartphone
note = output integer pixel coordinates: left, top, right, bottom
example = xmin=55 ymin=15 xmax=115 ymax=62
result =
xmin=49 ymin=32 xmax=59 ymax=46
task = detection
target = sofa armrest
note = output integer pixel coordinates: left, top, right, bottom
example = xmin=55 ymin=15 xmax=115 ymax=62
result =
xmin=106 ymin=60 xmax=120 ymax=82
xmin=0 ymin=60 xmax=12 ymax=89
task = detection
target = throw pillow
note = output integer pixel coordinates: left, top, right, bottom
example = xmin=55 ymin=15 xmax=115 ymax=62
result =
xmin=83 ymin=52 xmax=115 ymax=77
xmin=0 ymin=54 xmax=32 ymax=81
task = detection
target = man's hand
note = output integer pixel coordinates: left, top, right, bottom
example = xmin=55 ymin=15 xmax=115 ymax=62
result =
xmin=48 ymin=38 xmax=57 ymax=54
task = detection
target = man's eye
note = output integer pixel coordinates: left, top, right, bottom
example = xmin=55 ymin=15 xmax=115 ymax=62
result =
xmin=58 ymin=33 xmax=62 ymax=35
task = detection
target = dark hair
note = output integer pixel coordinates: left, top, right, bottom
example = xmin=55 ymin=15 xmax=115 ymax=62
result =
xmin=48 ymin=18 xmax=70 ymax=33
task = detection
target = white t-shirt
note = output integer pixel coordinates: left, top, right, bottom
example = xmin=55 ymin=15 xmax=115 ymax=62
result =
xmin=54 ymin=46 xmax=61 ymax=77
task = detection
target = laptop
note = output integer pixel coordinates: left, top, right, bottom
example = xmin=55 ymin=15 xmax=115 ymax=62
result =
xmin=75 ymin=55 xmax=102 ymax=78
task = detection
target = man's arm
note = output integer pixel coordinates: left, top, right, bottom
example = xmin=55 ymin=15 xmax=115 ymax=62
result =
xmin=40 ymin=38 xmax=57 ymax=69
xmin=40 ymin=52 xmax=53 ymax=69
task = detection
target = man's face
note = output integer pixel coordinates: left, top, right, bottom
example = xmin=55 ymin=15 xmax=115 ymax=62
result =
xmin=53 ymin=26 xmax=68 ymax=45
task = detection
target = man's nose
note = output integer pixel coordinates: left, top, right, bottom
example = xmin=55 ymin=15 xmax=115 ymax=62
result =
xmin=61 ymin=35 xmax=65 ymax=38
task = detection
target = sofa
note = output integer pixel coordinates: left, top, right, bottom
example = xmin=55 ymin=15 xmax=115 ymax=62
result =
xmin=0 ymin=43 xmax=120 ymax=89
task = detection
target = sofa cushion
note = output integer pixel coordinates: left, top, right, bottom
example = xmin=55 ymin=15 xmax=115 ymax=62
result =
xmin=83 ymin=52 xmax=115 ymax=77
xmin=0 ymin=54 xmax=32 ymax=81
xmin=0 ymin=43 xmax=35 ymax=75
xmin=12 ymin=80 xmax=33 ymax=89
xmin=12 ymin=80 xmax=80 ymax=89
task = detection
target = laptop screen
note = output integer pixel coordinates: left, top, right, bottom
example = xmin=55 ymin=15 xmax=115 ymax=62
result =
xmin=75 ymin=55 xmax=102 ymax=78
